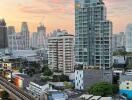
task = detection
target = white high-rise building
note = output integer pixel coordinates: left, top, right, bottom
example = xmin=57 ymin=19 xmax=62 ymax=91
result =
xmin=7 ymin=22 xmax=30 ymax=50
xmin=125 ymin=24 xmax=132 ymax=52
xmin=30 ymin=23 xmax=47 ymax=49
xmin=30 ymin=32 xmax=38 ymax=49
xmin=112 ymin=32 xmax=126 ymax=52
xmin=21 ymin=22 xmax=30 ymax=49
xmin=75 ymin=0 xmax=112 ymax=69
xmin=48 ymin=30 xmax=74 ymax=75
xmin=7 ymin=26 xmax=17 ymax=50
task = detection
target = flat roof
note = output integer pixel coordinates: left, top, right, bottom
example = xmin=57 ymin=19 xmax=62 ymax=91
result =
xmin=31 ymin=80 xmax=47 ymax=86
xmin=80 ymin=94 xmax=93 ymax=99
xmin=99 ymin=97 xmax=112 ymax=100
xmin=15 ymin=74 xmax=30 ymax=78
xmin=89 ymin=96 xmax=101 ymax=100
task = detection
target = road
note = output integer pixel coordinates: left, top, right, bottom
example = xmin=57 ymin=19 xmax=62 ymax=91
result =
xmin=0 ymin=76 xmax=36 ymax=100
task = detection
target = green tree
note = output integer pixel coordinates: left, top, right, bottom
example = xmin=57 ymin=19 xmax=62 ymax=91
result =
xmin=52 ymin=75 xmax=69 ymax=82
xmin=19 ymin=68 xmax=23 ymax=73
xmin=64 ymin=81 xmax=74 ymax=89
xmin=1 ymin=91 xmax=9 ymax=100
xmin=43 ymin=68 xmax=53 ymax=76
xmin=88 ymin=82 xmax=118 ymax=96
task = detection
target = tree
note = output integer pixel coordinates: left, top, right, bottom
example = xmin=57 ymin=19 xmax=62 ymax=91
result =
xmin=43 ymin=67 xmax=53 ymax=76
xmin=19 ymin=68 xmax=23 ymax=73
xmin=88 ymin=82 xmax=118 ymax=96
xmin=52 ymin=75 xmax=69 ymax=82
xmin=64 ymin=81 xmax=74 ymax=90
xmin=1 ymin=91 xmax=9 ymax=100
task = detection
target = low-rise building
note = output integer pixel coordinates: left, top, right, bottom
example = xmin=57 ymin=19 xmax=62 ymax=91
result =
xmin=120 ymin=73 xmax=132 ymax=99
xmin=27 ymin=81 xmax=52 ymax=100
xmin=48 ymin=91 xmax=67 ymax=100
xmin=12 ymin=73 xmax=31 ymax=89
xmin=75 ymin=69 xmax=113 ymax=90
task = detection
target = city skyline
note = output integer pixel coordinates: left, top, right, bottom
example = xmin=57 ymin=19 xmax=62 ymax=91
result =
xmin=1 ymin=0 xmax=132 ymax=33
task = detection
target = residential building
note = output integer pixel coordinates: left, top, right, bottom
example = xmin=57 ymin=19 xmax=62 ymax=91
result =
xmin=112 ymin=32 xmax=126 ymax=52
xmin=27 ymin=81 xmax=51 ymax=100
xmin=75 ymin=69 xmax=112 ymax=90
xmin=125 ymin=24 xmax=132 ymax=52
xmin=0 ymin=19 xmax=8 ymax=49
xmin=48 ymin=30 xmax=74 ymax=75
xmin=75 ymin=0 xmax=112 ymax=69
xmin=120 ymin=73 xmax=132 ymax=99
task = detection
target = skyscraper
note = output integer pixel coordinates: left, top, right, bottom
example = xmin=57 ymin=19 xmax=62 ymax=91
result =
xmin=30 ymin=23 xmax=47 ymax=49
xmin=0 ymin=19 xmax=8 ymax=49
xmin=75 ymin=0 xmax=112 ymax=69
xmin=37 ymin=24 xmax=47 ymax=49
xmin=21 ymin=22 xmax=30 ymax=49
xmin=7 ymin=26 xmax=17 ymax=50
xmin=112 ymin=32 xmax=125 ymax=52
xmin=125 ymin=24 xmax=132 ymax=52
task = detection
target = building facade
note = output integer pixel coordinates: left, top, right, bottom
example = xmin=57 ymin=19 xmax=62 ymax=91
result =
xmin=125 ymin=24 xmax=132 ymax=52
xmin=27 ymin=81 xmax=51 ymax=100
xmin=75 ymin=69 xmax=112 ymax=90
xmin=75 ymin=0 xmax=112 ymax=69
xmin=21 ymin=22 xmax=30 ymax=49
xmin=7 ymin=22 xmax=30 ymax=50
xmin=48 ymin=30 xmax=74 ymax=75
xmin=112 ymin=32 xmax=125 ymax=52
xmin=30 ymin=24 xmax=47 ymax=49
xmin=7 ymin=26 xmax=17 ymax=50
xmin=0 ymin=19 xmax=8 ymax=49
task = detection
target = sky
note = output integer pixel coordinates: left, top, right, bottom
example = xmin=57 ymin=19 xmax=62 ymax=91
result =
xmin=0 ymin=0 xmax=132 ymax=34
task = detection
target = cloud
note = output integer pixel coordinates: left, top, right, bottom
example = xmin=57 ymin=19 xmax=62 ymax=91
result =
xmin=19 ymin=0 xmax=74 ymax=15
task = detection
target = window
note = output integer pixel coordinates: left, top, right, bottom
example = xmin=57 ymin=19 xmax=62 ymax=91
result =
xmin=127 ymin=83 xmax=129 ymax=85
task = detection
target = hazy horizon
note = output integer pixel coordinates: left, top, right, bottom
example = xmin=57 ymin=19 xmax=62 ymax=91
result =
xmin=0 ymin=0 xmax=132 ymax=34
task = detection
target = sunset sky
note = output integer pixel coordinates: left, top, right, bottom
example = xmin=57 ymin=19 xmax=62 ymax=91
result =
xmin=0 ymin=0 xmax=132 ymax=34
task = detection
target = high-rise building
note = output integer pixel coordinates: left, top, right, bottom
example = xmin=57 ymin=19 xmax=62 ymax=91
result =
xmin=125 ymin=24 xmax=132 ymax=52
xmin=0 ymin=19 xmax=8 ymax=49
xmin=21 ymin=22 xmax=30 ymax=49
xmin=30 ymin=32 xmax=38 ymax=49
xmin=112 ymin=32 xmax=125 ymax=52
xmin=7 ymin=22 xmax=30 ymax=50
xmin=48 ymin=30 xmax=74 ymax=75
xmin=75 ymin=0 xmax=112 ymax=69
xmin=30 ymin=23 xmax=47 ymax=49
xmin=37 ymin=24 xmax=47 ymax=49
xmin=7 ymin=26 xmax=17 ymax=50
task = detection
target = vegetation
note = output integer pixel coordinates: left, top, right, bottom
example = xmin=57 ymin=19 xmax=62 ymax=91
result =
xmin=52 ymin=74 xmax=69 ymax=82
xmin=75 ymin=64 xmax=83 ymax=70
xmin=1 ymin=91 xmax=9 ymax=100
xmin=42 ymin=66 xmax=53 ymax=76
xmin=64 ymin=81 xmax=74 ymax=90
xmin=88 ymin=82 xmax=118 ymax=96
xmin=113 ymin=51 xmax=132 ymax=56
